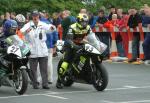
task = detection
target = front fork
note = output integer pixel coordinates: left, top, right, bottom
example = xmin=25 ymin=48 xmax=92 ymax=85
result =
xmin=90 ymin=56 xmax=102 ymax=83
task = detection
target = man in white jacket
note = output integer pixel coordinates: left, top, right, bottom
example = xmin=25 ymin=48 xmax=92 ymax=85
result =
xmin=21 ymin=10 xmax=55 ymax=89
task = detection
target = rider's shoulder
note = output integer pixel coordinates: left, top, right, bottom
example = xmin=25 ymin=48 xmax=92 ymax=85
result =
xmin=70 ymin=23 xmax=77 ymax=28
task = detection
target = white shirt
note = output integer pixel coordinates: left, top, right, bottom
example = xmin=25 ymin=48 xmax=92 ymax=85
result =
xmin=21 ymin=20 xmax=55 ymax=58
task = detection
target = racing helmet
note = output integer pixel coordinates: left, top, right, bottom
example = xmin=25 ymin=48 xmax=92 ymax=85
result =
xmin=77 ymin=13 xmax=89 ymax=29
xmin=3 ymin=19 xmax=18 ymax=37
xmin=15 ymin=14 xmax=26 ymax=28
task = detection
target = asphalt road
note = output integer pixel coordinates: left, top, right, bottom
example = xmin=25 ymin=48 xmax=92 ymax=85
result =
xmin=0 ymin=57 xmax=150 ymax=103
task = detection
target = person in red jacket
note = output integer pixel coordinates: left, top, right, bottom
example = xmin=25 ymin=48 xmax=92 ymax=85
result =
xmin=118 ymin=12 xmax=129 ymax=56
xmin=110 ymin=14 xmax=125 ymax=57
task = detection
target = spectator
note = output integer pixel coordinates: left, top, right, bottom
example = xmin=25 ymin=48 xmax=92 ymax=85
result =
xmin=20 ymin=10 xmax=55 ymax=89
xmin=10 ymin=12 xmax=16 ymax=20
xmin=111 ymin=14 xmax=125 ymax=57
xmin=118 ymin=12 xmax=129 ymax=56
xmin=3 ymin=12 xmax=10 ymax=25
xmin=26 ymin=12 xmax=31 ymax=23
xmin=37 ymin=10 xmax=55 ymax=84
xmin=87 ymin=12 xmax=95 ymax=29
xmin=80 ymin=8 xmax=87 ymax=14
xmin=52 ymin=12 xmax=61 ymax=28
xmin=0 ymin=14 xmax=4 ymax=33
xmin=142 ymin=6 xmax=150 ymax=65
xmin=95 ymin=9 xmax=111 ymax=59
xmin=61 ymin=10 xmax=76 ymax=40
xmin=117 ymin=8 xmax=123 ymax=19
xmin=108 ymin=5 xmax=116 ymax=20
xmin=127 ymin=8 xmax=142 ymax=63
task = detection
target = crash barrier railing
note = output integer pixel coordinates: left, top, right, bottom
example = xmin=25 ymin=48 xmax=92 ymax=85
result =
xmin=92 ymin=25 xmax=149 ymax=61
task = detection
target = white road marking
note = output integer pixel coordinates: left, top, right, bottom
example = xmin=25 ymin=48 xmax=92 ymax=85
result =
xmin=0 ymin=85 xmax=150 ymax=99
xmin=42 ymin=94 xmax=68 ymax=99
xmin=102 ymin=100 xmax=150 ymax=103
xmin=0 ymin=93 xmax=68 ymax=100
xmin=101 ymin=100 xmax=115 ymax=103
xmin=118 ymin=100 xmax=150 ymax=103
xmin=124 ymin=86 xmax=138 ymax=88
xmin=106 ymin=85 xmax=150 ymax=91
xmin=0 ymin=94 xmax=41 ymax=99
xmin=46 ymin=90 xmax=92 ymax=95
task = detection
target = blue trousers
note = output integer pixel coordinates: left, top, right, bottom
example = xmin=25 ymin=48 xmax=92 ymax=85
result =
xmin=143 ymin=32 xmax=150 ymax=60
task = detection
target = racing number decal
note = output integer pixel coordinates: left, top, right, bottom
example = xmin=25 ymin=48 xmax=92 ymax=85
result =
xmin=10 ymin=46 xmax=19 ymax=53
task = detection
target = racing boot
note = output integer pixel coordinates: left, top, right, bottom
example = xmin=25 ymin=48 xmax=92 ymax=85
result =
xmin=56 ymin=62 xmax=69 ymax=89
xmin=56 ymin=77 xmax=63 ymax=89
xmin=56 ymin=67 xmax=66 ymax=89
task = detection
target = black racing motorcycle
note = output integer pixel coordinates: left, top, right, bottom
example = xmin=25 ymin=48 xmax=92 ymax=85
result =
xmin=0 ymin=35 xmax=30 ymax=95
xmin=57 ymin=33 xmax=108 ymax=91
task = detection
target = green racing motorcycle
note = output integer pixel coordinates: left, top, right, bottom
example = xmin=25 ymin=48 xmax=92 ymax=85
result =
xmin=57 ymin=33 xmax=108 ymax=91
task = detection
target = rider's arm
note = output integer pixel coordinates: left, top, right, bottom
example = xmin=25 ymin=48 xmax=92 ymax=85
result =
xmin=20 ymin=22 xmax=32 ymax=34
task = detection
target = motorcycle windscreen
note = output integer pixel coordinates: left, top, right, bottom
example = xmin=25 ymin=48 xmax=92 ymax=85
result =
xmin=5 ymin=35 xmax=30 ymax=57
xmin=86 ymin=33 xmax=107 ymax=54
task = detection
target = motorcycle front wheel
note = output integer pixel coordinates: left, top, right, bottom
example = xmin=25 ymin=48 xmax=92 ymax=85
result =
xmin=93 ymin=63 xmax=108 ymax=91
xmin=13 ymin=69 xmax=28 ymax=95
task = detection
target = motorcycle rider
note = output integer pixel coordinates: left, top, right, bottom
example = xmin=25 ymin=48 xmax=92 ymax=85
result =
xmin=56 ymin=13 xmax=93 ymax=89
xmin=15 ymin=14 xmax=26 ymax=40
xmin=0 ymin=19 xmax=18 ymax=78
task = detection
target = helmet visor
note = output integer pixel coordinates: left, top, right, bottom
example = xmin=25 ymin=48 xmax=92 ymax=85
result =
xmin=80 ymin=21 xmax=88 ymax=28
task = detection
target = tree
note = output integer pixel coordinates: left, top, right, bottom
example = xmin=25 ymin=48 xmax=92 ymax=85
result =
xmin=0 ymin=0 xmax=150 ymax=15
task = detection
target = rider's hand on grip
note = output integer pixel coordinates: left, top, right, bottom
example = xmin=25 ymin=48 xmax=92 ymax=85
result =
xmin=75 ymin=45 xmax=83 ymax=50
xmin=76 ymin=45 xmax=84 ymax=54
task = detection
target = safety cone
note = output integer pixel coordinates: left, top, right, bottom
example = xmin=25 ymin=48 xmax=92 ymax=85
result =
xmin=139 ymin=25 xmax=144 ymax=60
xmin=109 ymin=26 xmax=118 ymax=59
xmin=93 ymin=25 xmax=103 ymax=32
xmin=127 ymin=28 xmax=133 ymax=60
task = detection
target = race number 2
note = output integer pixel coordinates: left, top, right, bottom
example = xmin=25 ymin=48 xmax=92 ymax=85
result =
xmin=10 ymin=46 xmax=19 ymax=53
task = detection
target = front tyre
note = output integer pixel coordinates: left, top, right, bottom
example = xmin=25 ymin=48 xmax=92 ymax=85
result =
xmin=13 ymin=69 xmax=28 ymax=95
xmin=93 ymin=64 xmax=108 ymax=91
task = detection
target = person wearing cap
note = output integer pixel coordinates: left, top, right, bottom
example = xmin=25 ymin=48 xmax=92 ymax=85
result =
xmin=20 ymin=10 xmax=56 ymax=89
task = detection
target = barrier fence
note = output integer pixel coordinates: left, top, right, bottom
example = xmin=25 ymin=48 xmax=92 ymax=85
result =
xmin=92 ymin=25 xmax=150 ymax=62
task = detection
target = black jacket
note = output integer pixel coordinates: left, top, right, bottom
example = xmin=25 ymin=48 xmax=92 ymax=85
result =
xmin=127 ymin=13 xmax=142 ymax=28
